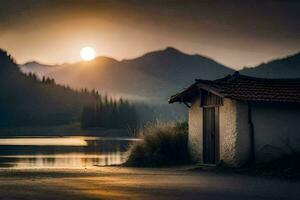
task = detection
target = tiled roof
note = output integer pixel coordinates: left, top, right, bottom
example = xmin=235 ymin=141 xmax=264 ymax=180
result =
xmin=169 ymin=72 xmax=300 ymax=104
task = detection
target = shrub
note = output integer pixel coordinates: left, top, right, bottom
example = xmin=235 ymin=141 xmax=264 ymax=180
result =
xmin=125 ymin=121 xmax=191 ymax=167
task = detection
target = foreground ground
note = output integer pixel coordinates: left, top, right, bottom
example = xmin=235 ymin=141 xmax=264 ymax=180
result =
xmin=0 ymin=167 xmax=299 ymax=200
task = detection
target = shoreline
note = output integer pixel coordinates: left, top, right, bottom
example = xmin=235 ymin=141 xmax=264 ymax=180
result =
xmin=0 ymin=123 xmax=130 ymax=137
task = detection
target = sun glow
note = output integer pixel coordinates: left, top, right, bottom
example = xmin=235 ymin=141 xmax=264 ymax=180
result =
xmin=80 ymin=47 xmax=96 ymax=61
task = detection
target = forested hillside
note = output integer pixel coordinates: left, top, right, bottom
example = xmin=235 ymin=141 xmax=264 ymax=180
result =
xmin=0 ymin=50 xmax=97 ymax=127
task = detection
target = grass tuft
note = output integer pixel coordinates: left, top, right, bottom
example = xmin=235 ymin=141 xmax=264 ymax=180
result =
xmin=125 ymin=121 xmax=191 ymax=167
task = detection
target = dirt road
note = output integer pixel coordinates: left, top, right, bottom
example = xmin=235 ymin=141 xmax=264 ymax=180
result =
xmin=0 ymin=167 xmax=299 ymax=200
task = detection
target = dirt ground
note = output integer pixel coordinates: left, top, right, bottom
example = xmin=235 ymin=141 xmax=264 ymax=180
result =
xmin=0 ymin=167 xmax=299 ymax=200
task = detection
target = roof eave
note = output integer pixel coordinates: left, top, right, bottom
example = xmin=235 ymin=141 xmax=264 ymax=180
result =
xmin=168 ymin=82 xmax=225 ymax=104
xmin=196 ymin=83 xmax=225 ymax=98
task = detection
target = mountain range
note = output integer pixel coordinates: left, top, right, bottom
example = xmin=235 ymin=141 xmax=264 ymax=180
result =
xmin=21 ymin=47 xmax=300 ymax=103
xmin=21 ymin=47 xmax=234 ymax=102
xmin=0 ymin=49 xmax=186 ymax=128
xmin=240 ymin=52 xmax=300 ymax=78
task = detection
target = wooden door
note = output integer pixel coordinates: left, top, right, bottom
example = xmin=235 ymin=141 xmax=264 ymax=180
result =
xmin=203 ymin=107 xmax=219 ymax=164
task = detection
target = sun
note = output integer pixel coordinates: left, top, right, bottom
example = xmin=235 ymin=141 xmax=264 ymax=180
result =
xmin=80 ymin=47 xmax=96 ymax=61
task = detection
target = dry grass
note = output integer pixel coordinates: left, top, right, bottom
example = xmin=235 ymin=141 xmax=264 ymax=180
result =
xmin=125 ymin=121 xmax=191 ymax=167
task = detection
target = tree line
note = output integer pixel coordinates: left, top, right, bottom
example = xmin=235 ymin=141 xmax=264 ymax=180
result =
xmin=26 ymin=72 xmax=56 ymax=85
xmin=81 ymin=93 xmax=139 ymax=130
xmin=25 ymin=70 xmax=139 ymax=130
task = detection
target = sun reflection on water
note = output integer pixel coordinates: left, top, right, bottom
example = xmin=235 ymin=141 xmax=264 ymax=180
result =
xmin=0 ymin=136 xmax=136 ymax=168
xmin=0 ymin=137 xmax=88 ymax=146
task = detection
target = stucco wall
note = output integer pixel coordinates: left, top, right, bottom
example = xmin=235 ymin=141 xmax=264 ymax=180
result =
xmin=188 ymin=98 xmax=203 ymax=162
xmin=219 ymin=99 xmax=251 ymax=166
xmin=235 ymin=101 xmax=251 ymax=165
xmin=188 ymin=96 xmax=300 ymax=166
xmin=220 ymin=100 xmax=300 ymax=165
xmin=219 ymin=98 xmax=237 ymax=166
xmin=188 ymin=97 xmax=251 ymax=166
xmin=251 ymin=103 xmax=300 ymax=162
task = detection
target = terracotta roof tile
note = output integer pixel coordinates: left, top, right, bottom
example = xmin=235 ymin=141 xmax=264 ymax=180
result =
xmin=169 ymin=72 xmax=300 ymax=104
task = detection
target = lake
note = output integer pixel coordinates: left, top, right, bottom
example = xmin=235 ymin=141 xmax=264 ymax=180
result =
xmin=0 ymin=136 xmax=140 ymax=168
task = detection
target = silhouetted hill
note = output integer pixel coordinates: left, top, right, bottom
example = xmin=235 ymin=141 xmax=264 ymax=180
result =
xmin=240 ymin=52 xmax=300 ymax=78
xmin=23 ymin=61 xmax=52 ymax=68
xmin=123 ymin=47 xmax=233 ymax=85
xmin=0 ymin=50 xmax=95 ymax=127
xmin=21 ymin=47 xmax=234 ymax=102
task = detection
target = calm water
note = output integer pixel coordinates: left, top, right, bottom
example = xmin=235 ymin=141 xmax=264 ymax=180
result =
xmin=0 ymin=136 xmax=139 ymax=168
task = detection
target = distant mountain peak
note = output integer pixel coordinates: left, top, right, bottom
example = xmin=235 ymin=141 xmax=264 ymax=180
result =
xmin=135 ymin=47 xmax=188 ymax=61
xmin=22 ymin=61 xmax=57 ymax=68
xmin=23 ymin=61 xmax=41 ymax=66
xmin=164 ymin=47 xmax=182 ymax=53
xmin=92 ymin=56 xmax=119 ymax=63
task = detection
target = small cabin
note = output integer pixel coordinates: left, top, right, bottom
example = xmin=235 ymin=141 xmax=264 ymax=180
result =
xmin=169 ymin=72 xmax=300 ymax=166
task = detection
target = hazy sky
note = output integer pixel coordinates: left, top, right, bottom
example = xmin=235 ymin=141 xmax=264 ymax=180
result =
xmin=0 ymin=0 xmax=299 ymax=69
